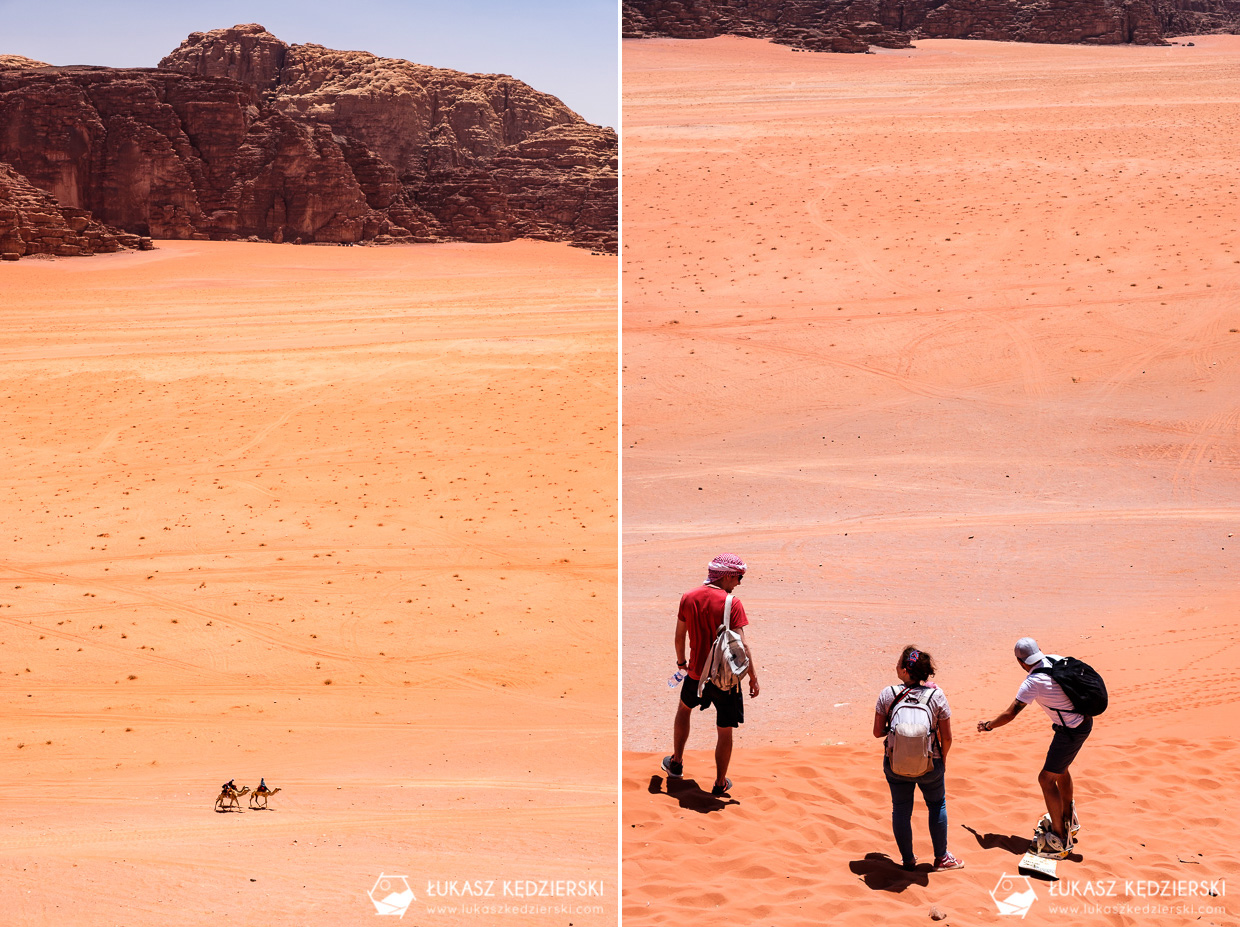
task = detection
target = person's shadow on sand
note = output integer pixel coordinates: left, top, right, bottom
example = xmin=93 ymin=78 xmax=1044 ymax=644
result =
xmin=648 ymin=774 xmax=733 ymax=813
xmin=962 ymin=824 xmax=1083 ymax=865
xmin=848 ymin=853 xmax=929 ymax=891
xmin=963 ymin=824 xmax=1030 ymax=854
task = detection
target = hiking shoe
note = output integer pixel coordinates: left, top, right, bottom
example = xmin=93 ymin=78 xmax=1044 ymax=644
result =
xmin=660 ymin=756 xmax=683 ymax=778
xmin=934 ymin=852 xmax=965 ymax=871
xmin=901 ymin=859 xmax=917 ymax=872
xmin=710 ymin=778 xmax=733 ymax=797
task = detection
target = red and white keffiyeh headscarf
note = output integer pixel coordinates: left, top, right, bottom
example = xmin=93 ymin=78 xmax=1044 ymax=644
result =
xmin=705 ymin=553 xmax=747 ymax=585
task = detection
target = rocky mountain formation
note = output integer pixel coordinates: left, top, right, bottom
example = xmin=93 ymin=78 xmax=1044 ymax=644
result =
xmin=0 ymin=161 xmax=149 ymax=260
xmin=622 ymin=0 xmax=1240 ymax=52
xmin=0 ymin=55 xmax=50 ymax=70
xmin=0 ymin=24 xmax=616 ymax=257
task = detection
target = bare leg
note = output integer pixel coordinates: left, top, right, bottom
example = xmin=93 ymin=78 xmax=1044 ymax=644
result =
xmin=1059 ymin=771 xmax=1075 ymax=833
xmin=1038 ymin=770 xmax=1066 ymax=839
xmin=672 ymin=701 xmax=692 ymax=765
xmin=714 ymin=726 xmax=733 ymax=788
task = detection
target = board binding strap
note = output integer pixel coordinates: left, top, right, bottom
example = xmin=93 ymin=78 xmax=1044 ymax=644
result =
xmin=1018 ymin=812 xmax=1078 ymax=880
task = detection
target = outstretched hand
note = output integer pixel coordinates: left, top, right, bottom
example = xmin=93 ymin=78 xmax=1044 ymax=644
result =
xmin=978 ymin=701 xmax=1020 ymax=733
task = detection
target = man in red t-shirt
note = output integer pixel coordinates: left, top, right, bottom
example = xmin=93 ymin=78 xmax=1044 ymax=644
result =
xmin=661 ymin=553 xmax=761 ymax=796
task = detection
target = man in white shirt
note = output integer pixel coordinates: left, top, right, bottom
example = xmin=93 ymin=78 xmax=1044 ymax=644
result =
xmin=977 ymin=637 xmax=1093 ymax=856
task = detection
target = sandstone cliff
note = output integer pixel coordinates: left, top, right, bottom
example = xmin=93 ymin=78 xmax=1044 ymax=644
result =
xmin=0 ymin=160 xmax=148 ymax=259
xmin=0 ymin=55 xmax=50 ymax=70
xmin=622 ymin=0 xmax=907 ymax=50
xmin=0 ymin=24 xmax=616 ymax=252
xmin=1154 ymin=0 xmax=1240 ymax=35
xmin=623 ymin=0 xmax=1240 ymax=50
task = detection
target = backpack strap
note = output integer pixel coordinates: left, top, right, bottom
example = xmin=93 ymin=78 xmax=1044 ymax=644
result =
xmin=1029 ymin=659 xmax=1073 ymax=725
xmin=698 ymin=593 xmax=736 ymax=699
xmin=926 ymin=686 xmax=943 ymax=752
xmin=883 ymin=685 xmax=912 ymax=734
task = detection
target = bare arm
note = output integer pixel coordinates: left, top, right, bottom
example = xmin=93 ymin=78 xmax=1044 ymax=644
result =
xmin=978 ymin=698 xmax=1026 ymax=732
xmin=674 ymin=617 xmax=688 ymax=669
xmin=939 ymin=716 xmax=953 ymax=760
xmin=874 ymin=687 xmax=895 ymax=738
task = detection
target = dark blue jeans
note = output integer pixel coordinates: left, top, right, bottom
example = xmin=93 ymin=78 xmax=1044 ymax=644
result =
xmin=884 ymin=756 xmax=947 ymax=865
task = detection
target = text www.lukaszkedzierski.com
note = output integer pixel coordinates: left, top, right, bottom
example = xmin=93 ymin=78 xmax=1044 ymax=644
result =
xmin=424 ymin=903 xmax=605 ymax=916
xmin=1048 ymin=904 xmax=1226 ymax=916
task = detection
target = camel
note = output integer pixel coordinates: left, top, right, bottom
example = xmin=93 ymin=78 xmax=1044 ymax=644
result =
xmin=214 ymin=785 xmax=249 ymax=811
xmin=249 ymin=785 xmax=281 ymax=809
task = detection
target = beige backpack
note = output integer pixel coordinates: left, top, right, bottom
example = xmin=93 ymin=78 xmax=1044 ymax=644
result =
xmin=697 ymin=593 xmax=750 ymax=696
xmin=884 ymin=685 xmax=938 ymax=777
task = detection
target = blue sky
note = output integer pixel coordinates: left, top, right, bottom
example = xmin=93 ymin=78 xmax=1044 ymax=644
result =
xmin=0 ymin=0 xmax=617 ymax=127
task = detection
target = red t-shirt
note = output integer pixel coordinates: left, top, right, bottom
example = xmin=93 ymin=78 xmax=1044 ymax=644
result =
xmin=678 ymin=584 xmax=749 ymax=680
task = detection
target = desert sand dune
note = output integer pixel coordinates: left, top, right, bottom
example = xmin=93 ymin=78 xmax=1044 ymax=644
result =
xmin=0 ymin=240 xmax=616 ymax=925
xmin=623 ymin=36 xmax=1240 ymax=925
xmin=626 ymin=601 xmax=1240 ymax=924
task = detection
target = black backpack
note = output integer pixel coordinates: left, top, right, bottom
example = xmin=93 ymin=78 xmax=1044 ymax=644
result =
xmin=1031 ymin=657 xmax=1108 ymax=717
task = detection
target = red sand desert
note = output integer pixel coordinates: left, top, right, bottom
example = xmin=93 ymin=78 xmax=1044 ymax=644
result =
xmin=0 ymin=240 xmax=616 ymax=925
xmin=624 ymin=36 xmax=1240 ymax=926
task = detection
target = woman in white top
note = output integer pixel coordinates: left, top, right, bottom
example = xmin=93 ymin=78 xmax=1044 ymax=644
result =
xmin=872 ymin=645 xmax=963 ymax=872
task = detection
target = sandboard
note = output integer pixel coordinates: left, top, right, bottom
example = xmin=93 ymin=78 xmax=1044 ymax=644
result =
xmin=1018 ymin=849 xmax=1059 ymax=880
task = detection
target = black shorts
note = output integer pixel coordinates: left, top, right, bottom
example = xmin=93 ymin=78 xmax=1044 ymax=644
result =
xmin=680 ymin=674 xmax=744 ymax=728
xmin=1043 ymin=716 xmax=1093 ymax=774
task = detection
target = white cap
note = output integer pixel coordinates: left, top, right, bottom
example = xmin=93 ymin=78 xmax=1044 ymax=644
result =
xmin=1014 ymin=637 xmax=1045 ymax=666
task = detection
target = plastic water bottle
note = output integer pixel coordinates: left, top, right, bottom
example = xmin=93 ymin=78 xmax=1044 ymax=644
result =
xmin=667 ymin=668 xmax=686 ymax=687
